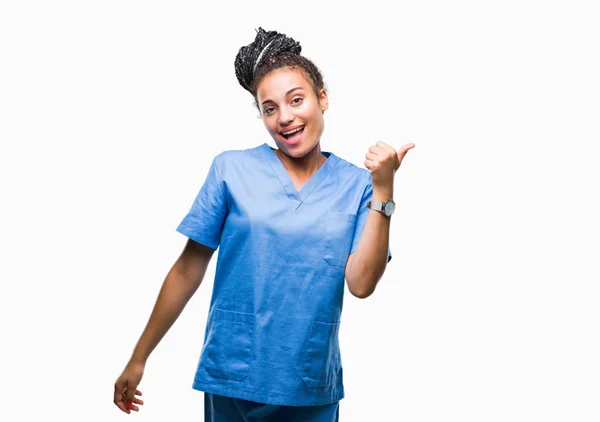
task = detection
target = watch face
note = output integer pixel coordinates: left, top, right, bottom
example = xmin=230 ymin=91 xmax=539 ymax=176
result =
xmin=384 ymin=201 xmax=395 ymax=216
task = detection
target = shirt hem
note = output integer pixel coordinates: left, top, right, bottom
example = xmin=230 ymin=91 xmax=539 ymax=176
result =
xmin=191 ymin=379 xmax=344 ymax=407
xmin=176 ymin=226 xmax=218 ymax=250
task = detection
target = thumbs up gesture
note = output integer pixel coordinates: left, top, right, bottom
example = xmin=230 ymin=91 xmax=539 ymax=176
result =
xmin=364 ymin=141 xmax=415 ymax=189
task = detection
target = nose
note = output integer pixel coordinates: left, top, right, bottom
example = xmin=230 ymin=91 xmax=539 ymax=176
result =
xmin=278 ymin=105 xmax=294 ymax=126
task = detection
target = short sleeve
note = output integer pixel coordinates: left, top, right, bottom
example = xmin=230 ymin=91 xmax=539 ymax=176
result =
xmin=176 ymin=157 xmax=227 ymax=250
xmin=349 ymin=182 xmax=393 ymax=263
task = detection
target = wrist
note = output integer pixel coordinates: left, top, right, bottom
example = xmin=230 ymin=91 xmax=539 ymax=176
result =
xmin=130 ymin=352 xmax=148 ymax=366
xmin=372 ymin=185 xmax=393 ymax=202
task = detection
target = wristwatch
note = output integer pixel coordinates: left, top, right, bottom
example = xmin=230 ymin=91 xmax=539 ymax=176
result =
xmin=366 ymin=198 xmax=395 ymax=217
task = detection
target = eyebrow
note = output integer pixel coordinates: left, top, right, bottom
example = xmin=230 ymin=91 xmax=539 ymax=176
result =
xmin=261 ymin=87 xmax=304 ymax=106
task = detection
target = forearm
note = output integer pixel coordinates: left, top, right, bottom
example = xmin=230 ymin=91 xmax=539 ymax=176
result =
xmin=346 ymin=186 xmax=392 ymax=298
xmin=129 ymin=258 xmax=208 ymax=364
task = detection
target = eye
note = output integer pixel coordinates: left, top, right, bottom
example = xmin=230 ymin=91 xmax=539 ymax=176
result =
xmin=263 ymin=107 xmax=275 ymax=116
xmin=292 ymin=97 xmax=303 ymax=105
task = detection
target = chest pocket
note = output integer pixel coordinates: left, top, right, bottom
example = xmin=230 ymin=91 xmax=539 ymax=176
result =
xmin=323 ymin=212 xmax=357 ymax=268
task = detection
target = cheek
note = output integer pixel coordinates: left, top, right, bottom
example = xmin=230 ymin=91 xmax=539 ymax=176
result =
xmin=309 ymin=111 xmax=324 ymax=129
xmin=263 ymin=118 xmax=276 ymax=132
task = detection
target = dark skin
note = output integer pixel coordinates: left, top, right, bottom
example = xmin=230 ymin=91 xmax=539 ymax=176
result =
xmin=255 ymin=67 xmax=330 ymax=191
xmin=113 ymin=239 xmax=215 ymax=414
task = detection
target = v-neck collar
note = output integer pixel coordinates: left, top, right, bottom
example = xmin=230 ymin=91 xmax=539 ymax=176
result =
xmin=261 ymin=142 xmax=339 ymax=206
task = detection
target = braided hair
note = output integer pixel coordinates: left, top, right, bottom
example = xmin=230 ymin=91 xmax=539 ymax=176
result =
xmin=234 ymin=27 xmax=326 ymax=111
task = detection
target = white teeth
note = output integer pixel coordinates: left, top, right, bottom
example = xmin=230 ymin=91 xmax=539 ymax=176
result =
xmin=282 ymin=127 xmax=304 ymax=136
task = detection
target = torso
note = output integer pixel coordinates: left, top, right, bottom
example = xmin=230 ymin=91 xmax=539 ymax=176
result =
xmin=178 ymin=143 xmax=375 ymax=407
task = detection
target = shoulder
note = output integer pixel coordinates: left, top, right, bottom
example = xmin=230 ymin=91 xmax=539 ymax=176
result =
xmin=211 ymin=144 xmax=265 ymax=170
xmin=331 ymin=152 xmax=372 ymax=187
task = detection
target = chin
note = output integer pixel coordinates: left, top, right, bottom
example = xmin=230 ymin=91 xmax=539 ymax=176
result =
xmin=273 ymin=134 xmax=320 ymax=158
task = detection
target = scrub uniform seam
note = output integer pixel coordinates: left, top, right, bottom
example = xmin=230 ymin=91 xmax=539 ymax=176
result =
xmin=213 ymin=157 xmax=228 ymax=212
xmin=263 ymin=145 xmax=295 ymax=201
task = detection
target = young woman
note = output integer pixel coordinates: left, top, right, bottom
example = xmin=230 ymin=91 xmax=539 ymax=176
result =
xmin=114 ymin=27 xmax=414 ymax=421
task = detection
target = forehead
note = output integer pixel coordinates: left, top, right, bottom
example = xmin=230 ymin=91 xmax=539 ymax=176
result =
xmin=256 ymin=68 xmax=312 ymax=101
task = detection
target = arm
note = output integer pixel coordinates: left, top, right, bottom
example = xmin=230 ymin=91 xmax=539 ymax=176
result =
xmin=114 ymin=238 xmax=214 ymax=413
xmin=345 ymin=186 xmax=392 ymax=299
xmin=345 ymin=140 xmax=415 ymax=299
xmin=130 ymin=238 xmax=215 ymax=364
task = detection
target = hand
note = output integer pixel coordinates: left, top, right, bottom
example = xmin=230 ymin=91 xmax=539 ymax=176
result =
xmin=114 ymin=360 xmax=145 ymax=414
xmin=364 ymin=141 xmax=415 ymax=189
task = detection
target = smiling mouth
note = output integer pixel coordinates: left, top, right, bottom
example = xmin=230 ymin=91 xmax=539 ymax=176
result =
xmin=280 ymin=126 xmax=305 ymax=139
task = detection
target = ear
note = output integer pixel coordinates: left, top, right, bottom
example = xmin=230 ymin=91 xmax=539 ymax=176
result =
xmin=318 ymin=88 xmax=329 ymax=114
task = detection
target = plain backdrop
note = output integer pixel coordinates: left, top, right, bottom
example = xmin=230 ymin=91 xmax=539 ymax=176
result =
xmin=1 ymin=1 xmax=599 ymax=421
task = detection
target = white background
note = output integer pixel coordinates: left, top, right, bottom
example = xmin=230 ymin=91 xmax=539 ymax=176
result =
xmin=1 ymin=1 xmax=599 ymax=420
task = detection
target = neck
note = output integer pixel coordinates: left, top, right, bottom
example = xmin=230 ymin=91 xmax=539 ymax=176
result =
xmin=274 ymin=142 xmax=327 ymax=178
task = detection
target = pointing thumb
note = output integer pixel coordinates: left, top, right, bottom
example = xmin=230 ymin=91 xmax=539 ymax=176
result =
xmin=397 ymin=143 xmax=415 ymax=162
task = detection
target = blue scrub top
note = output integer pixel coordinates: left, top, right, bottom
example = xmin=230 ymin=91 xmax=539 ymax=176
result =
xmin=176 ymin=143 xmax=392 ymax=406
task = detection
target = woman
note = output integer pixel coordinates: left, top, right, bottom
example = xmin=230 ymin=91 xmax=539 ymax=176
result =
xmin=114 ymin=27 xmax=414 ymax=421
